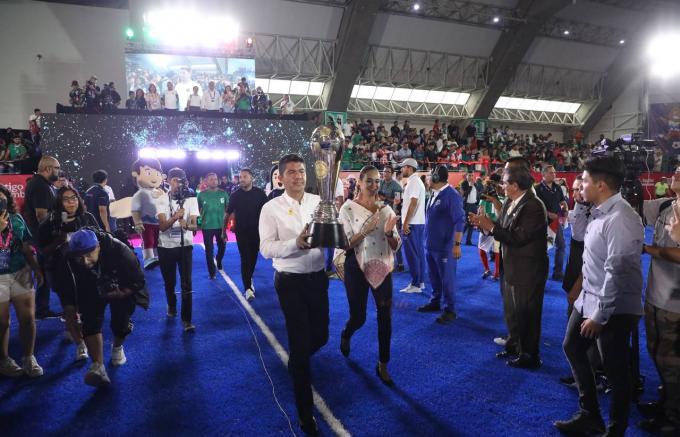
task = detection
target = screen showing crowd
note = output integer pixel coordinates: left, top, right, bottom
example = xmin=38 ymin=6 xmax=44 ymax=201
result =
xmin=125 ymin=54 xmax=256 ymax=111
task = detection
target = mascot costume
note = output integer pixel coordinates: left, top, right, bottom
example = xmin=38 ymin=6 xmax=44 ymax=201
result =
xmin=131 ymin=157 xmax=165 ymax=269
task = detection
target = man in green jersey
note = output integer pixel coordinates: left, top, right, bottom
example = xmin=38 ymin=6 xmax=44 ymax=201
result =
xmin=197 ymin=173 xmax=229 ymax=279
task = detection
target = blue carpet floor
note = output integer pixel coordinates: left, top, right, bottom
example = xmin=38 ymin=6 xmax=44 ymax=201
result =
xmin=0 ymin=229 xmax=659 ymax=436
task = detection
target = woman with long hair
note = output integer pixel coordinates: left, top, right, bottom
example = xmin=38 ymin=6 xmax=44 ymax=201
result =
xmin=146 ymin=84 xmax=162 ymax=110
xmin=0 ymin=185 xmax=44 ymax=377
xmin=338 ymin=165 xmax=400 ymax=385
xmin=37 ymin=187 xmax=99 ymax=361
xmin=221 ymin=85 xmax=235 ymax=113
xmin=134 ymin=89 xmax=147 ymax=110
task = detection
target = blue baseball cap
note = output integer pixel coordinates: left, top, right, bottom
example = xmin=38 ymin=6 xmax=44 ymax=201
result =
xmin=68 ymin=229 xmax=99 ymax=256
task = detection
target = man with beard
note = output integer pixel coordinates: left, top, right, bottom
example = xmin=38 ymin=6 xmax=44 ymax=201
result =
xmin=227 ymin=169 xmax=267 ymax=301
xmin=24 ymin=156 xmax=61 ymax=319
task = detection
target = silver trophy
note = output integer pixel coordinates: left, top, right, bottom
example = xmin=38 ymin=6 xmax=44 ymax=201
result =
xmin=308 ymin=124 xmax=348 ymax=249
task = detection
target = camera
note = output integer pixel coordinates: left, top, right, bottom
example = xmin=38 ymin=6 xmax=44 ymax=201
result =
xmin=171 ymin=179 xmax=194 ymax=206
xmin=96 ymin=274 xmax=120 ymax=299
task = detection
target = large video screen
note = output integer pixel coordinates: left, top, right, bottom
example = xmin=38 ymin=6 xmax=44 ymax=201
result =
xmin=125 ymin=53 xmax=256 ymax=111
xmin=41 ymin=114 xmax=315 ymax=196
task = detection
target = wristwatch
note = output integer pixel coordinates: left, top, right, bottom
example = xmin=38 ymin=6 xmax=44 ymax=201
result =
xmin=454 ymin=241 xmax=461 ymax=246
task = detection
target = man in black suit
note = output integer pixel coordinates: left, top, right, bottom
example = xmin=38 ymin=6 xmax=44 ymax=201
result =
xmin=470 ymin=165 xmax=548 ymax=369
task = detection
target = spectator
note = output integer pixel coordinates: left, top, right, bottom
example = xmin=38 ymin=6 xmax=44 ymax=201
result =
xmin=9 ymin=135 xmax=28 ymax=162
xmin=221 ymin=86 xmax=235 ymax=113
xmin=396 ymin=142 xmax=411 ymax=162
xmin=280 ymin=94 xmax=295 ymax=114
xmin=84 ymin=80 xmax=99 ymax=110
xmin=69 ymin=81 xmax=84 ymax=108
xmin=201 ymin=81 xmax=221 ymax=112
xmin=234 ymin=82 xmax=251 ymax=113
xmin=186 ymin=86 xmax=201 ymax=111
xmin=100 ymin=82 xmax=121 ymax=110
xmin=145 ymin=84 xmax=162 ymax=110
xmin=84 ymin=170 xmax=113 ymax=233
xmin=0 ymin=184 xmax=44 ymax=379
xmin=133 ymin=89 xmax=147 ymax=110
xmin=161 ymin=81 xmax=179 ymax=111
xmin=251 ymin=86 xmax=268 ymax=113
xmin=655 ymin=177 xmax=670 ymax=199
xmin=125 ymin=91 xmax=135 ymax=109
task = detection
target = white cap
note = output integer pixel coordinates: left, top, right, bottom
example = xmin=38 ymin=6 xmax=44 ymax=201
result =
xmin=399 ymin=158 xmax=418 ymax=169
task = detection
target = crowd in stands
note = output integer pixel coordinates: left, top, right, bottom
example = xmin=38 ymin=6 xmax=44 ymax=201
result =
xmin=0 ymin=111 xmax=43 ymax=174
xmin=340 ymin=119 xmax=674 ymax=174
xmin=68 ymin=75 xmax=294 ymax=114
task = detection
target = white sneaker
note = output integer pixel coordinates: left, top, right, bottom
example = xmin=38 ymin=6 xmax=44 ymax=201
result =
xmin=22 ymin=355 xmax=44 ymax=378
xmin=493 ymin=336 xmax=508 ymax=347
xmin=84 ymin=362 xmax=111 ymax=387
xmin=420 ymin=283 xmax=425 ymax=289
xmin=400 ymin=285 xmax=423 ymax=294
xmin=245 ymin=288 xmax=255 ymax=301
xmin=76 ymin=342 xmax=88 ymax=361
xmin=111 ymin=345 xmax=127 ymax=366
xmin=0 ymin=356 xmax=24 ymax=377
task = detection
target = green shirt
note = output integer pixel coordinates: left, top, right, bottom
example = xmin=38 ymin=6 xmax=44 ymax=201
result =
xmin=197 ymin=189 xmax=229 ymax=230
xmin=0 ymin=214 xmax=31 ymax=274
xmin=655 ymin=182 xmax=669 ymax=196
xmin=9 ymin=143 xmax=27 ymax=160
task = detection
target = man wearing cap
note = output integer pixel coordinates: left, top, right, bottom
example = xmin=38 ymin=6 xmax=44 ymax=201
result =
xmin=157 ymin=167 xmax=199 ymax=332
xmin=399 ymin=158 xmax=427 ymax=293
xmin=67 ymin=229 xmax=148 ymax=387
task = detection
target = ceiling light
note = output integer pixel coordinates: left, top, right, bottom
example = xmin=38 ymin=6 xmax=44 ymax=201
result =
xmin=413 ymin=3 xmax=420 ymax=11
xmin=493 ymin=16 xmax=500 ymax=23
xmin=619 ymin=39 xmax=625 ymax=45
xmin=563 ymin=30 xmax=570 ymax=35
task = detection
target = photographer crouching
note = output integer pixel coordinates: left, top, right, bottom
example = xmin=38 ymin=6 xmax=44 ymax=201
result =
xmin=66 ymin=228 xmax=149 ymax=387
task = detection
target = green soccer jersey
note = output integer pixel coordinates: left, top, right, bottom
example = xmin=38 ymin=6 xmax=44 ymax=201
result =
xmin=197 ymin=189 xmax=229 ymax=230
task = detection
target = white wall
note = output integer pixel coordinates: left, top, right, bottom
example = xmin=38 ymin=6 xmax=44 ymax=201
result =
xmin=587 ymin=76 xmax=643 ymax=143
xmin=0 ymin=0 xmax=129 ymax=128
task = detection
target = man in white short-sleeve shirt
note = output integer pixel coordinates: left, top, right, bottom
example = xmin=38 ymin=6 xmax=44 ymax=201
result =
xmin=399 ymin=158 xmax=426 ymax=293
xmin=156 ymin=168 xmax=199 ymax=332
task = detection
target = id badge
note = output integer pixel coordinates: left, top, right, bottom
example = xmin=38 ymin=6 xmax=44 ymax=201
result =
xmin=170 ymin=225 xmax=183 ymax=239
xmin=0 ymin=249 xmax=10 ymax=271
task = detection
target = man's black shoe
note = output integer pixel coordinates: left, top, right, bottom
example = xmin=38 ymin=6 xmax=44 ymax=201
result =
xmin=216 ymin=261 xmax=223 ymax=271
xmin=637 ymin=400 xmax=661 ymax=417
xmin=553 ymin=411 xmax=605 ymax=435
xmin=436 ymin=310 xmax=457 ymax=324
xmin=209 ymin=273 xmax=216 ymax=280
xmin=559 ymin=375 xmax=577 ymax=388
xmin=36 ymin=310 xmax=63 ymax=320
xmin=495 ymin=350 xmax=515 ymax=359
xmin=299 ymin=416 xmax=319 ymax=436
xmin=417 ymin=302 xmax=441 ymax=313
xmin=507 ymin=355 xmax=542 ymax=369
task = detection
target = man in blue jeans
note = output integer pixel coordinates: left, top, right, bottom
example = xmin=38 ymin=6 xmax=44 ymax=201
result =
xmin=398 ymin=158 xmax=426 ymax=293
xmin=417 ymin=165 xmax=465 ymax=323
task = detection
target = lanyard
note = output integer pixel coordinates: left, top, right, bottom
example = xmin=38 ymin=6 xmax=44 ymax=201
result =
xmin=0 ymin=218 xmax=13 ymax=250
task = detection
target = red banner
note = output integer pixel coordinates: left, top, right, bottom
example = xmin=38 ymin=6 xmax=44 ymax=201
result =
xmin=0 ymin=174 xmax=32 ymax=213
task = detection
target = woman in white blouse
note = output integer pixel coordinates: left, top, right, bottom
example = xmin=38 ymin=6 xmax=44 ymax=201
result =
xmin=146 ymin=84 xmax=162 ymax=110
xmin=338 ymin=165 xmax=400 ymax=386
xmin=221 ymin=85 xmax=235 ymax=113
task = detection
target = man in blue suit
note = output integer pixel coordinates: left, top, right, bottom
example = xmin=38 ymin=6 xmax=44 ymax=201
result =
xmin=417 ymin=165 xmax=466 ymax=324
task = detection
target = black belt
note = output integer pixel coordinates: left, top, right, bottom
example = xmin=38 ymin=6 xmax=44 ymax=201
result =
xmin=275 ymin=269 xmax=325 ymax=278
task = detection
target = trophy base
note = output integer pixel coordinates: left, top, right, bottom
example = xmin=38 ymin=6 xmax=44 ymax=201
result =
xmin=308 ymin=222 xmax=348 ymax=249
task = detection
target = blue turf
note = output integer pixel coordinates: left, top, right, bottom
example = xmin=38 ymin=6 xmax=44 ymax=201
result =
xmin=0 ymin=229 xmax=659 ymax=436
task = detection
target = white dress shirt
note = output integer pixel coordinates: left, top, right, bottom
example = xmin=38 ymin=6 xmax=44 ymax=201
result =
xmin=201 ymin=89 xmax=221 ymax=110
xmin=403 ymin=173 xmax=426 ymax=225
xmin=259 ymin=192 xmax=325 ymax=273
xmin=568 ymin=202 xmax=591 ymax=242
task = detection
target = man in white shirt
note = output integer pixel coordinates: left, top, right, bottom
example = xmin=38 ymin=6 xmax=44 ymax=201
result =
xmin=162 ymin=81 xmax=179 ymax=110
xmin=201 ymin=81 xmax=221 ymax=112
xmin=399 ymin=158 xmax=427 ymax=293
xmin=175 ymin=67 xmax=201 ymax=111
xmin=156 ymin=168 xmax=199 ymax=332
xmin=258 ymin=154 xmax=329 ymax=436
